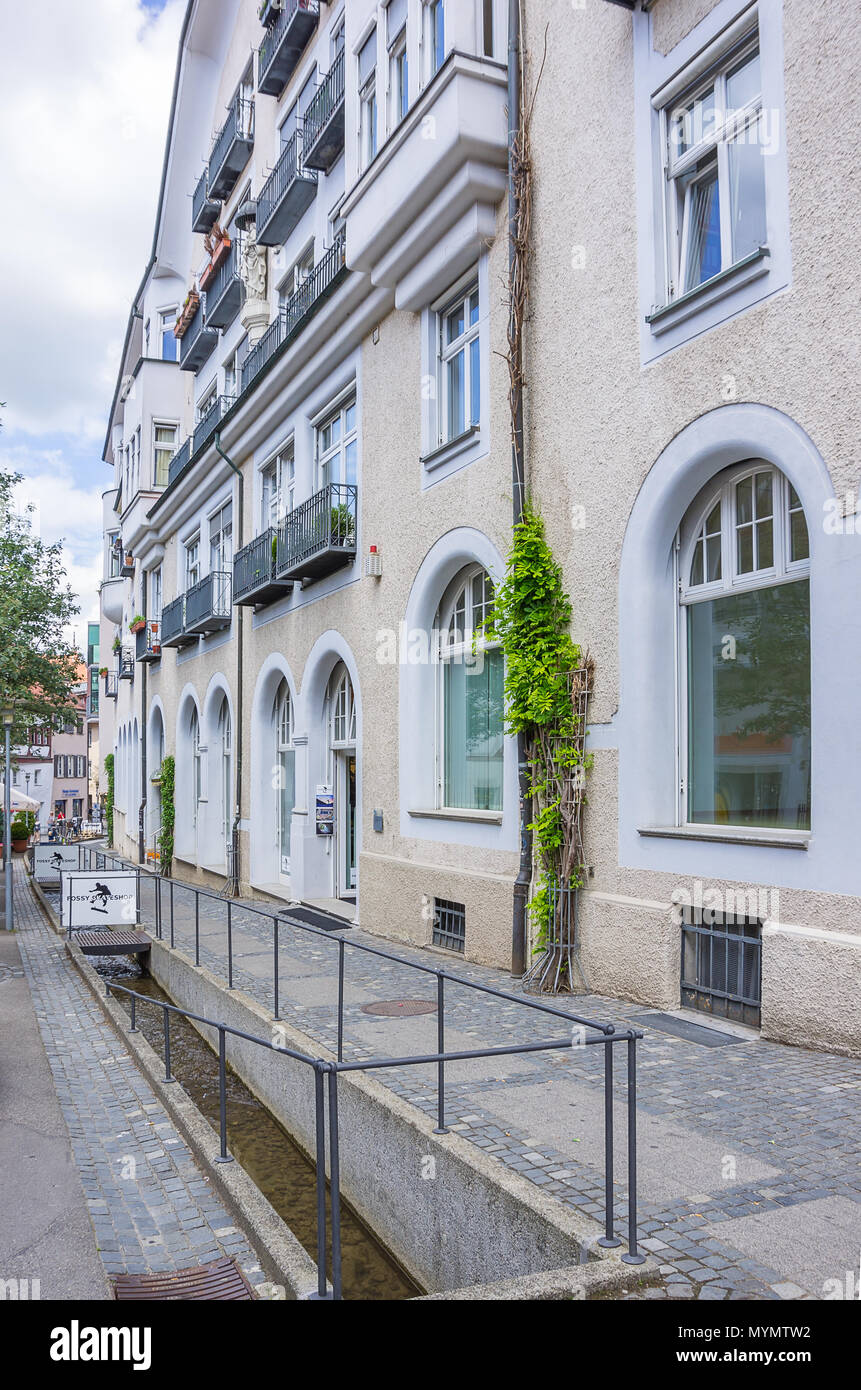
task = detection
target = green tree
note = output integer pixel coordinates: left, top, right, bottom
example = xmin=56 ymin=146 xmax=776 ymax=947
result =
xmin=0 ymin=464 xmax=81 ymax=735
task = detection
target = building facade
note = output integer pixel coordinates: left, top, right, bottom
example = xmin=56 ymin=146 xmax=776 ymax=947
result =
xmin=99 ymin=0 xmax=861 ymax=1055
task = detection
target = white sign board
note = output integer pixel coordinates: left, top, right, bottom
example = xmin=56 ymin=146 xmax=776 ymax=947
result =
xmin=60 ymin=871 xmax=138 ymax=929
xmin=33 ymin=844 xmax=80 ymax=883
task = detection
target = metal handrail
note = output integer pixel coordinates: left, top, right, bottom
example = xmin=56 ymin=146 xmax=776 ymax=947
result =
xmin=81 ymin=844 xmax=646 ymax=1300
xmin=185 ymin=570 xmax=232 ymax=628
xmin=258 ymin=0 xmax=320 ymax=85
xmin=193 ymin=395 xmax=234 ymax=457
xmin=205 ymin=237 xmax=242 ymax=315
xmin=167 ymin=437 xmax=191 ymax=488
xmin=160 ymin=595 xmax=185 ymax=645
xmin=303 ymin=48 xmax=345 ymax=152
xmin=209 ymin=94 xmax=254 ymax=189
xmin=233 ymin=528 xmax=277 ymax=600
xmin=276 ymin=481 xmax=356 ymax=574
xmin=192 ymin=168 xmax=213 ymax=227
xmin=240 ymin=232 xmax=346 ymax=394
xmin=178 ymin=300 xmax=215 ymax=370
xmin=257 ymin=129 xmax=317 ymax=234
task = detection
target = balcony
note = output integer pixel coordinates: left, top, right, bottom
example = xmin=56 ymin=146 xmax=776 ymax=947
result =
xmin=204 ymin=237 xmax=243 ymax=330
xmin=276 ymin=483 xmax=357 ymax=583
xmin=257 ymin=0 xmax=319 ymax=97
xmin=192 ymin=168 xmax=220 ymax=234
xmin=167 ymin=437 xmax=191 ymax=488
xmin=135 ymin=620 xmax=161 ymax=664
xmin=160 ymin=596 xmax=196 ymax=649
xmin=184 ymin=572 xmax=232 ymax=635
xmin=208 ymin=94 xmax=255 ymax=201
xmin=303 ymin=49 xmax=345 ymax=172
xmin=240 ymin=232 xmax=346 ymax=394
xmin=233 ymin=529 xmax=294 ymax=607
xmin=103 ymin=672 xmax=119 ymax=700
xmin=256 ymin=131 xmax=318 ymax=247
xmin=179 ymin=298 xmax=218 ymax=373
xmin=118 ymin=648 xmax=135 ymax=681
xmin=192 ymin=395 xmax=234 ymax=457
xmin=86 ymin=693 xmax=100 ymax=720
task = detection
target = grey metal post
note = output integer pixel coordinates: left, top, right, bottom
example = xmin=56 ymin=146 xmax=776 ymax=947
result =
xmin=163 ymin=1009 xmax=175 ymax=1083
xmin=621 ymin=1036 xmax=645 ymax=1265
xmin=227 ymin=900 xmax=233 ymax=988
xmin=337 ymin=937 xmax=345 ymax=1062
xmin=195 ymin=893 xmax=200 ymax=966
xmin=273 ymin=917 xmax=279 ymax=1021
xmin=214 ymin=1026 xmax=232 ymax=1163
xmin=328 ymin=1067 xmax=342 ymax=1301
xmin=433 ymin=973 xmax=448 ymax=1134
xmin=598 ymin=1040 xmax=621 ymax=1248
xmin=313 ymin=1064 xmax=328 ymax=1298
xmin=169 ymin=879 xmax=174 ymax=948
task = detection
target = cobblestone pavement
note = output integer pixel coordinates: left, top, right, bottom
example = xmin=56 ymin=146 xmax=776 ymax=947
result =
xmin=15 ymin=860 xmax=267 ymax=1293
xmin=62 ymin=858 xmax=861 ymax=1301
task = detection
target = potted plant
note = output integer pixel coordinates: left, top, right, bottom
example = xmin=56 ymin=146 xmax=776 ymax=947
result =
xmin=200 ymin=225 xmax=231 ymax=290
xmin=174 ymin=289 xmax=200 ymax=340
xmin=11 ymin=813 xmax=31 ymax=853
xmin=98 ymin=666 xmax=108 ymax=678
xmin=112 ymin=635 xmax=121 ymax=654
xmin=129 ymin=615 xmax=146 ymax=634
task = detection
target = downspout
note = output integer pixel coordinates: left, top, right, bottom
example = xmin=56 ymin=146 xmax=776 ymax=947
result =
xmin=215 ymin=432 xmax=243 ymax=897
xmin=139 ymin=596 xmax=147 ymax=866
xmin=509 ymin=0 xmax=531 ymax=977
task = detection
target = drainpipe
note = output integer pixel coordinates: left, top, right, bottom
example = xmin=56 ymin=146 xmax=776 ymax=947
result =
xmin=215 ymin=432 xmax=243 ymax=897
xmin=509 ymin=0 xmax=531 ymax=977
xmin=139 ymin=599 xmax=147 ymax=866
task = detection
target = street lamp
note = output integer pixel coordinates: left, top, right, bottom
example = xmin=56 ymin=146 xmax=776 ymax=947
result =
xmin=2 ymin=707 xmax=14 ymax=932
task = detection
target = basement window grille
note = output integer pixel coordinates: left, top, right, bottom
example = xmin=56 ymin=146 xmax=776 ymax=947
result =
xmin=433 ymin=897 xmax=465 ymax=953
xmin=680 ymin=907 xmax=763 ymax=1027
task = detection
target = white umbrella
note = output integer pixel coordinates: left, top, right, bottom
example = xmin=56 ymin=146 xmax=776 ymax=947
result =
xmin=7 ymin=789 xmax=40 ymax=813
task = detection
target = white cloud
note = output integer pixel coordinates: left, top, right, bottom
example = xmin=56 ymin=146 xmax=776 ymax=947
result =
xmin=0 ymin=0 xmax=185 ymax=440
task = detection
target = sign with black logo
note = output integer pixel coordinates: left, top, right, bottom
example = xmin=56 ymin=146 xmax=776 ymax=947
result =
xmin=33 ymin=844 xmax=79 ymax=883
xmin=60 ymin=871 xmax=138 ymax=928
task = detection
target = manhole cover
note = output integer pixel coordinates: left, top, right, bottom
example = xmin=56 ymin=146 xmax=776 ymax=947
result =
xmin=362 ymin=999 xmax=437 ymax=1017
xmin=113 ymin=1256 xmax=254 ymax=1301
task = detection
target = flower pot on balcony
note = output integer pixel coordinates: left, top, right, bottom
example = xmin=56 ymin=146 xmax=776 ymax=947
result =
xmin=174 ymin=291 xmax=200 ymax=340
xmin=204 ymin=230 xmax=231 ymax=279
xmin=98 ymin=667 xmax=108 ymax=677
xmin=129 ymin=618 xmax=146 ymax=634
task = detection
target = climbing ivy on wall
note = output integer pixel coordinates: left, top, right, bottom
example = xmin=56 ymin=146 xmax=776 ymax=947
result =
xmin=104 ymin=753 xmax=114 ymax=849
xmin=485 ymin=503 xmax=591 ymax=951
xmin=157 ymin=755 xmax=175 ymax=877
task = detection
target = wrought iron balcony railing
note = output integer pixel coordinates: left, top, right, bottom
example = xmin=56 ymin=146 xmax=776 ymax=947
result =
xmin=160 ymin=596 xmax=195 ymax=649
xmin=118 ymin=648 xmax=135 ymax=681
xmin=167 ymin=437 xmax=191 ymax=488
xmin=256 ymin=130 xmax=318 ymax=247
xmin=303 ymin=48 xmax=345 ymax=172
xmin=135 ymin=620 xmax=161 ymax=663
xmin=276 ymin=482 xmax=357 ymax=583
xmin=86 ymin=693 xmax=100 ymax=720
xmin=192 ymin=167 xmax=220 ymax=234
xmin=103 ymin=671 xmax=119 ymax=699
xmin=209 ymin=94 xmax=255 ymax=201
xmin=192 ymin=395 xmax=234 ymax=457
xmin=184 ymin=571 xmax=232 ymax=635
xmin=179 ymin=298 xmax=218 ymax=373
xmin=240 ymin=232 xmax=346 ymax=394
xmin=258 ymin=0 xmax=319 ymax=97
xmin=205 ymin=237 xmax=243 ymax=330
xmin=233 ymin=528 xmax=294 ymax=607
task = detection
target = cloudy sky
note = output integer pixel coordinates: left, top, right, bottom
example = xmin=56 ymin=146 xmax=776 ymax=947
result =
xmin=0 ymin=0 xmax=185 ymax=649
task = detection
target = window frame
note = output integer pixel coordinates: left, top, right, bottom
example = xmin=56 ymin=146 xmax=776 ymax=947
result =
xmin=152 ymin=420 xmax=178 ymax=489
xmin=422 ymin=0 xmax=445 ymax=87
xmin=435 ymin=564 xmax=502 ymax=813
xmin=677 ymin=460 xmax=811 ymax=830
xmin=185 ymin=533 xmax=201 ymax=590
xmin=158 ymin=306 xmax=179 ymax=363
xmin=315 ymin=395 xmax=357 ymax=491
xmin=437 ymin=277 xmax=481 ymax=448
xmin=387 ymin=0 xmax=409 ymax=130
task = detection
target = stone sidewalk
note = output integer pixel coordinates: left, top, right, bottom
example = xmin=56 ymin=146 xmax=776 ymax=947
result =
xmin=9 ymin=858 xmax=267 ymax=1297
xmin=118 ymin=864 xmax=861 ymax=1301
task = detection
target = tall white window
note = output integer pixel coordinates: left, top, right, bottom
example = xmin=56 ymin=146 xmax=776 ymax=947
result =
xmin=388 ymin=0 xmax=408 ymax=128
xmin=185 ymin=535 xmax=200 ymax=590
xmin=275 ymin=681 xmax=295 ymax=877
xmin=209 ymin=501 xmax=233 ymax=574
xmin=159 ymin=308 xmax=178 ymax=362
xmin=359 ymin=29 xmax=378 ymax=169
xmin=679 ymin=462 xmax=810 ymax=830
xmin=261 ymin=446 xmax=294 ymax=531
xmin=663 ymin=30 xmax=766 ymax=300
xmin=423 ymin=0 xmax=445 ymax=84
xmin=153 ymin=423 xmax=177 ymax=488
xmin=190 ymin=708 xmax=201 ymax=832
xmin=438 ymin=278 xmax=480 ymax=444
xmin=317 ymin=397 xmax=357 ymax=489
xmin=218 ymin=700 xmax=232 ymax=854
xmin=436 ymin=567 xmax=503 ymax=812
xmin=150 ymin=566 xmax=162 ymax=621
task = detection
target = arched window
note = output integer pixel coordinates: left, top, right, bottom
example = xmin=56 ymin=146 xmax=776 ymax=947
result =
xmin=436 ymin=566 xmax=503 ymax=812
xmin=679 ymin=461 xmax=810 ymax=830
xmin=330 ymin=667 xmax=356 ymax=748
xmin=275 ymin=681 xmax=295 ymax=877
xmin=218 ymin=700 xmax=232 ymax=853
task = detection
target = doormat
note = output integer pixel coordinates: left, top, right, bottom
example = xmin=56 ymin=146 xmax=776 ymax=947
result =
xmin=635 ymin=1012 xmax=750 ymax=1046
xmin=278 ymin=906 xmax=352 ymax=932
